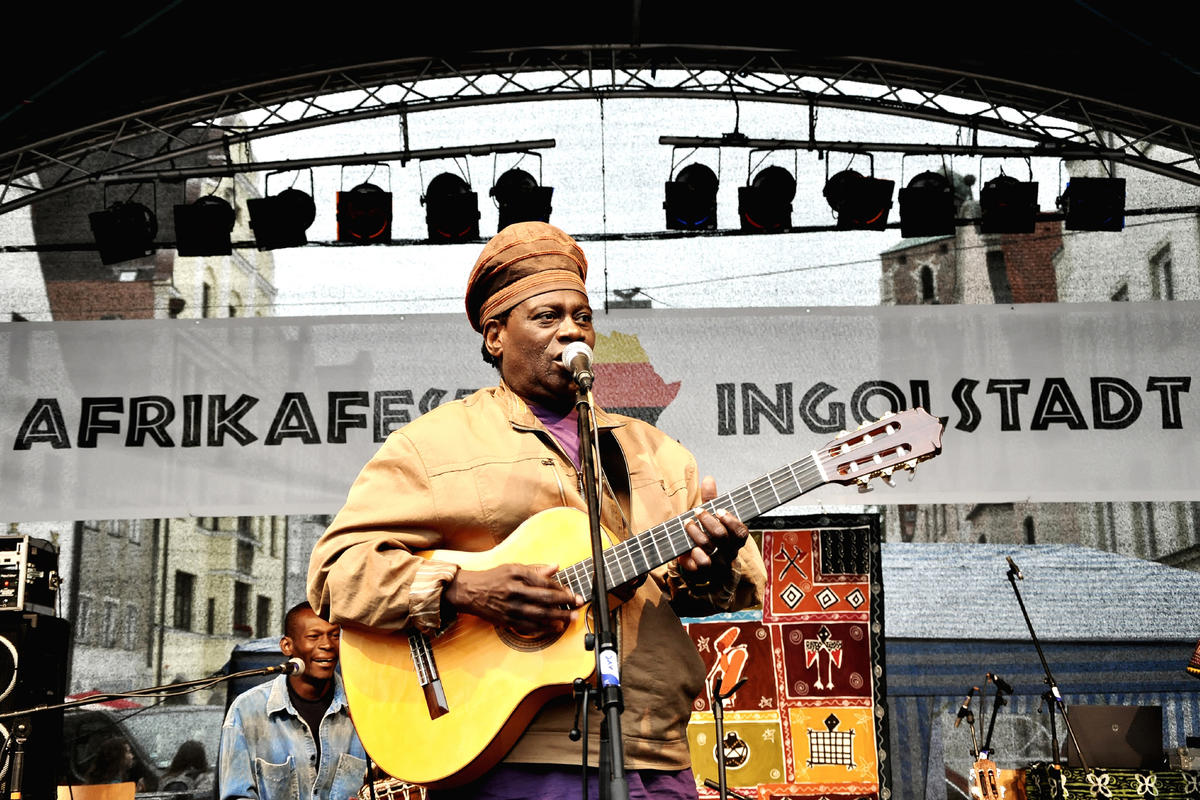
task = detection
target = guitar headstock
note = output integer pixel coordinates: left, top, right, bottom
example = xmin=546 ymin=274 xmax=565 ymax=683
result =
xmin=817 ymin=408 xmax=945 ymax=492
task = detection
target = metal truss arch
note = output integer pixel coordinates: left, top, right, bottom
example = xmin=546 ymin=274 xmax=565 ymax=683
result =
xmin=2 ymin=50 xmax=1197 ymax=215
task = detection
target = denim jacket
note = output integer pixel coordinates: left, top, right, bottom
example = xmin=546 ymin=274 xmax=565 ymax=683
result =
xmin=218 ymin=672 xmax=368 ymax=800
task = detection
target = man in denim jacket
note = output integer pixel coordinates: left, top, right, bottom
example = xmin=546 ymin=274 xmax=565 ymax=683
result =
xmin=218 ymin=602 xmax=368 ymax=800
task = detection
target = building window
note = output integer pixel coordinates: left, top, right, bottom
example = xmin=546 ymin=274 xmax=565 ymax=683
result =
xmin=1150 ymin=244 xmax=1174 ymax=300
xmin=173 ymin=571 xmax=195 ymax=631
xmin=206 ymin=597 xmax=215 ymax=635
xmin=77 ymin=594 xmax=93 ymax=644
xmin=270 ymin=518 xmax=279 ymax=558
xmin=123 ymin=605 xmax=138 ymax=650
xmin=202 ymin=282 xmax=212 ymax=319
xmin=237 ymin=540 xmax=254 ymax=573
xmin=107 ymin=520 xmax=123 ymax=537
xmin=919 ymin=265 xmax=936 ymax=303
xmin=256 ymin=595 xmax=272 ymax=639
xmin=127 ymin=519 xmax=141 ymax=544
xmin=986 ymin=250 xmax=1013 ymax=304
xmin=1023 ymin=516 xmax=1036 ymax=544
xmin=103 ymin=599 xmax=119 ymax=648
xmin=233 ymin=581 xmax=251 ymax=635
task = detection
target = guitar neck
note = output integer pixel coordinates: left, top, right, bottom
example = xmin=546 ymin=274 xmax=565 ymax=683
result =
xmin=557 ymin=452 xmax=826 ymax=599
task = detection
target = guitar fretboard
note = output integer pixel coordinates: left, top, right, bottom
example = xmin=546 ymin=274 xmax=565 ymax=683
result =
xmin=556 ymin=452 xmax=825 ymax=599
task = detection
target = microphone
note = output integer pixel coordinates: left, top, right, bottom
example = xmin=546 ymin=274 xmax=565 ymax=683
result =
xmin=1006 ymin=556 xmax=1023 ymax=580
xmin=955 ymin=686 xmax=977 ymax=727
xmin=561 ymin=341 xmax=594 ymax=391
xmin=989 ymin=673 xmax=1014 ymax=694
xmin=263 ymin=657 xmax=306 ymax=676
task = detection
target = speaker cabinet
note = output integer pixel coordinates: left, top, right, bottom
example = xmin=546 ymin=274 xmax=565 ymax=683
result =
xmin=0 ymin=613 xmax=70 ymax=800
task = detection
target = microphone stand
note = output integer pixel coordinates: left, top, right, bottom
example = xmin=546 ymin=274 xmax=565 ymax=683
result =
xmin=574 ymin=377 xmax=629 ymax=800
xmin=0 ymin=659 xmax=301 ymax=798
xmin=709 ymin=673 xmax=748 ymax=800
xmin=1004 ymin=558 xmax=1087 ymax=770
xmin=979 ymin=675 xmax=1011 ymax=760
xmin=0 ymin=658 xmax=302 ymax=722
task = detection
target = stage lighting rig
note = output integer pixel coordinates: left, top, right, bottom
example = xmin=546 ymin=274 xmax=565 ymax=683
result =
xmin=422 ymin=172 xmax=480 ymax=242
xmin=1057 ymin=176 xmax=1125 ymax=232
xmin=89 ymin=201 xmax=158 ymax=266
xmin=490 ymin=167 xmax=553 ymax=229
xmin=898 ymin=170 xmax=956 ymax=237
xmin=823 ymin=168 xmax=894 ymax=231
xmin=664 ymin=162 xmax=719 ymax=231
xmin=248 ymin=171 xmax=317 ymax=251
xmin=337 ymin=169 xmax=393 ymax=244
xmin=980 ymin=173 xmax=1039 ymax=234
xmin=174 ymin=194 xmax=236 ymax=256
xmin=739 ymin=165 xmax=796 ymax=232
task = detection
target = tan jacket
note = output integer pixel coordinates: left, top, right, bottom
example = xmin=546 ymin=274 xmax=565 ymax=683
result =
xmin=308 ymin=382 xmax=766 ymax=770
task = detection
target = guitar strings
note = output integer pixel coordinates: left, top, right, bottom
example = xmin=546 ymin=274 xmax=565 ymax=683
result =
xmin=558 ymin=456 xmax=826 ymax=598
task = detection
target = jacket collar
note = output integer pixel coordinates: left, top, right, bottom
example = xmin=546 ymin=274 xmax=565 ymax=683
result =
xmin=265 ymin=670 xmax=348 ymax=718
xmin=496 ymin=380 xmax=624 ymax=431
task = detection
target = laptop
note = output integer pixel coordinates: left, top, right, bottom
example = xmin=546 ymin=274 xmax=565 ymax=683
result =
xmin=1063 ymin=705 xmax=1165 ymax=769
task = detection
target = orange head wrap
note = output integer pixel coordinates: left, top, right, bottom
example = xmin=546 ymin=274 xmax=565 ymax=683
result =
xmin=465 ymin=221 xmax=589 ymax=332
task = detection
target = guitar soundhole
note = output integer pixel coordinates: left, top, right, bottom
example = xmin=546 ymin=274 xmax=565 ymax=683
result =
xmin=495 ymin=625 xmax=563 ymax=652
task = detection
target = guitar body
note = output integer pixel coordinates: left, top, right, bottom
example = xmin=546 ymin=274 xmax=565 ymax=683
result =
xmin=340 ymin=506 xmax=608 ymax=788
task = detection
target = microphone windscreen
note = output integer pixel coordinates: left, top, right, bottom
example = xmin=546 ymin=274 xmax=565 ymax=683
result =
xmin=562 ymin=341 xmax=593 ymax=368
xmin=288 ymin=656 xmax=306 ymax=676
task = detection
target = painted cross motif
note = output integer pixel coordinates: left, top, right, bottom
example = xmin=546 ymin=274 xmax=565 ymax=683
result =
xmin=804 ymin=624 xmax=844 ymax=690
xmin=806 ymin=712 xmax=856 ymax=769
xmin=775 ymin=544 xmax=809 ymax=581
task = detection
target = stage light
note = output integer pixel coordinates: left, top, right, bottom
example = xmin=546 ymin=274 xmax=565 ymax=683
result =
xmin=490 ymin=168 xmax=553 ymax=230
xmin=664 ymin=162 xmax=718 ymax=230
xmin=422 ymin=173 xmax=480 ymax=242
xmin=898 ymin=171 xmax=956 ymax=237
xmin=823 ymin=169 xmax=895 ymax=231
xmin=247 ymin=188 xmax=316 ymax=251
xmin=337 ymin=182 xmax=393 ymax=243
xmin=174 ymin=195 xmax=236 ymax=256
xmin=980 ymin=175 xmax=1039 ymax=234
xmin=1058 ymin=176 xmax=1125 ymax=232
xmin=738 ymin=165 xmax=795 ymax=232
xmin=88 ymin=201 xmax=158 ymax=265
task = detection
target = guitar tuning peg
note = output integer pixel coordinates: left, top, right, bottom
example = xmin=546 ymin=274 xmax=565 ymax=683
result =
xmin=907 ymin=465 xmax=918 ymax=482
xmin=882 ymin=470 xmax=896 ymax=488
xmin=857 ymin=477 xmax=874 ymax=493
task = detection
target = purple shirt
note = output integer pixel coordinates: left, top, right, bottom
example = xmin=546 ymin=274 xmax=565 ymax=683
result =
xmin=528 ymin=403 xmax=582 ymax=472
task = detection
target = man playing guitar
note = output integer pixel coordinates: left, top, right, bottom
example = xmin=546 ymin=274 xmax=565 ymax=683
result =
xmin=308 ymin=221 xmax=767 ymax=799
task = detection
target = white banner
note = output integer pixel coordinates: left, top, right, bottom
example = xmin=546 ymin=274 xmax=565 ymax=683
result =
xmin=1 ymin=302 xmax=1197 ymax=521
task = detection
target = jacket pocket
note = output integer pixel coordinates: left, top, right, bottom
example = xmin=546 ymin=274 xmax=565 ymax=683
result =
xmin=254 ymin=755 xmax=299 ymax=800
xmin=329 ymin=753 xmax=369 ymax=800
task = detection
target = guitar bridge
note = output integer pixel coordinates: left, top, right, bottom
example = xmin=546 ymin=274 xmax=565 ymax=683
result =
xmin=410 ymin=631 xmax=449 ymax=719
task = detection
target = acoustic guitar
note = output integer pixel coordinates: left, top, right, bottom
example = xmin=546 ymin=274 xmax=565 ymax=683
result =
xmin=339 ymin=408 xmax=945 ymax=788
